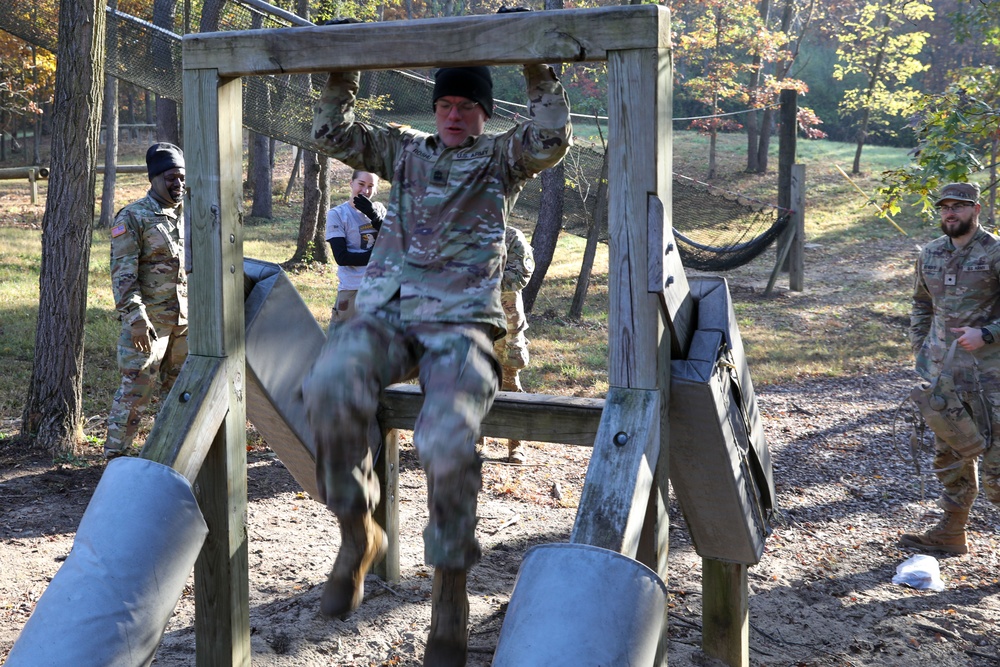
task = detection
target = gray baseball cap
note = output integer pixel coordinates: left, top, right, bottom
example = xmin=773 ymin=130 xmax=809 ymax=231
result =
xmin=934 ymin=182 xmax=980 ymax=206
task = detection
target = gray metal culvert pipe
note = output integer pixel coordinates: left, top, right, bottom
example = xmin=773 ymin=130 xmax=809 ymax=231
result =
xmin=6 ymin=457 xmax=208 ymax=667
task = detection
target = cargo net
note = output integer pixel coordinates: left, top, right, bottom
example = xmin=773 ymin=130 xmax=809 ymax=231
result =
xmin=1 ymin=0 xmax=788 ymax=269
xmin=671 ymin=175 xmax=792 ymax=272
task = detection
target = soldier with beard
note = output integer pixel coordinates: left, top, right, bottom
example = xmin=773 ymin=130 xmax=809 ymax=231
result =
xmin=104 ymin=143 xmax=188 ymax=458
xmin=902 ymin=182 xmax=1000 ymax=554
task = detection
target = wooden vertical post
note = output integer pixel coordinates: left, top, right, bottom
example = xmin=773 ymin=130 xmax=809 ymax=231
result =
xmin=702 ymin=559 xmax=749 ymax=666
xmin=28 ymin=169 xmax=37 ymax=205
xmin=182 ymin=68 xmax=250 ymax=667
xmin=777 ymin=89 xmax=797 ymax=278
xmin=788 ymin=163 xmax=806 ymax=291
xmin=374 ymin=428 xmax=401 ymax=583
xmin=606 ymin=24 xmax=672 ymax=663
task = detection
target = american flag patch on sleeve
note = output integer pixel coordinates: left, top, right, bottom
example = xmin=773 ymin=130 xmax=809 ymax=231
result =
xmin=111 ymin=224 xmax=127 ymax=238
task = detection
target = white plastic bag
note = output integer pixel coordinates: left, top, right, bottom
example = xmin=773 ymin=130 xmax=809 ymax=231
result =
xmin=892 ymin=554 xmax=945 ymax=592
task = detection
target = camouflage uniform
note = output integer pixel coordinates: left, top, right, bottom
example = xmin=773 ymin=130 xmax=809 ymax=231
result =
xmin=305 ymin=64 xmax=572 ymax=568
xmin=105 ymin=192 xmax=188 ymax=455
xmin=494 ymin=226 xmax=534 ymax=379
xmin=911 ymin=226 xmax=1000 ymax=510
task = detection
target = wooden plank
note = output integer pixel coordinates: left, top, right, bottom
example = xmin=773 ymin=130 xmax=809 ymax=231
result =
xmin=377 ymin=384 xmax=605 ymax=446
xmin=183 ymin=68 xmax=250 ymax=667
xmin=182 ymin=6 xmax=670 ymax=75
xmin=606 ymin=47 xmax=671 ymax=390
xmin=140 ymin=354 xmax=229 ymax=481
xmin=702 ymin=559 xmax=749 ymax=667
xmin=569 ymin=387 xmax=659 ymax=556
xmin=374 ymin=428 xmax=401 ymax=584
xmin=647 ymin=194 xmax=693 ymax=357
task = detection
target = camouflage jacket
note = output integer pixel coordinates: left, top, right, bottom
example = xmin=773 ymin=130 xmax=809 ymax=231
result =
xmin=110 ymin=192 xmax=188 ymax=328
xmin=501 ymin=226 xmax=534 ymax=335
xmin=911 ymin=226 xmax=1000 ymax=388
xmin=311 ymin=64 xmax=572 ymax=334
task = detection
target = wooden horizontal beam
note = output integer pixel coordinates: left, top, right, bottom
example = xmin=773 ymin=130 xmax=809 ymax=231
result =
xmin=378 ymin=383 xmax=605 ymax=446
xmin=182 ymin=5 xmax=669 ymax=76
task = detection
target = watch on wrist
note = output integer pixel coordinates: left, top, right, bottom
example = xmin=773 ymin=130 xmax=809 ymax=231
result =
xmin=982 ymin=328 xmax=994 ymax=345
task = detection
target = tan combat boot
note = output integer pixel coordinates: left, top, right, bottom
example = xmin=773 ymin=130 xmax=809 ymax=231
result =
xmin=424 ymin=568 xmax=469 ymax=667
xmin=321 ymin=513 xmax=388 ymax=618
xmin=507 ymin=439 xmax=527 ymax=465
xmin=899 ymin=509 xmax=970 ymax=555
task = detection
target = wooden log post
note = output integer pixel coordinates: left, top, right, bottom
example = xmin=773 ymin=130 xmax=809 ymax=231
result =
xmin=703 ymin=559 xmax=749 ymax=667
xmin=789 ymin=163 xmax=806 ymax=291
xmin=777 ymin=89 xmax=799 ymax=283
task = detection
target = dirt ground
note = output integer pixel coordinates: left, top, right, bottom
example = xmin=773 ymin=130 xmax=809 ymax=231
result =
xmin=3 ymin=163 xmax=1000 ymax=665
xmin=3 ymin=362 xmax=1000 ymax=666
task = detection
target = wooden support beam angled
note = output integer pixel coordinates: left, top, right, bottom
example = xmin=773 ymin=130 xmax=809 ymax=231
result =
xmin=569 ymin=387 xmax=659 ymax=557
xmin=182 ymin=5 xmax=670 ymax=75
xmin=140 ymin=354 xmax=230 ymax=481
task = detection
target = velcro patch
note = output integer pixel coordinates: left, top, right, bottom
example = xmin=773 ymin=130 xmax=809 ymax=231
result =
xmin=111 ymin=224 xmax=127 ymax=238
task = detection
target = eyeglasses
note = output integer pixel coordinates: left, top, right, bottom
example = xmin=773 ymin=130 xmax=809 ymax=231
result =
xmin=434 ymin=101 xmax=480 ymax=115
xmin=937 ymin=202 xmax=975 ymax=213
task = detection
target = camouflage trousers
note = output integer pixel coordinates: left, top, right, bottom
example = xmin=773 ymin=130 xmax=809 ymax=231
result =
xmin=494 ymin=328 xmax=529 ymax=370
xmin=105 ymin=322 xmax=188 ymax=453
xmin=302 ymin=300 xmax=499 ymax=569
xmin=932 ymin=389 xmax=1000 ymax=511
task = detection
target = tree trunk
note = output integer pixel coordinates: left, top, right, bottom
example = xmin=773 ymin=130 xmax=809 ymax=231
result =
xmin=287 ymin=150 xmax=321 ymax=266
xmin=851 ymin=108 xmax=871 ymax=175
xmin=284 ymin=147 xmax=301 ymax=200
xmin=153 ymin=0 xmax=181 ymax=144
xmin=250 ymin=132 xmax=273 ymax=218
xmin=21 ymin=0 xmax=106 ymax=456
xmin=312 ymin=155 xmax=331 ymax=264
xmin=756 ymin=107 xmax=775 ymax=173
xmin=200 ymin=0 xmax=224 ymax=31
xmin=523 ymin=163 xmax=565 ymax=314
xmin=708 ymin=124 xmax=718 ymax=180
xmin=100 ymin=0 xmax=120 ymax=229
xmin=32 ymin=46 xmax=41 ymax=165
xmin=570 ymin=150 xmax=609 ymax=319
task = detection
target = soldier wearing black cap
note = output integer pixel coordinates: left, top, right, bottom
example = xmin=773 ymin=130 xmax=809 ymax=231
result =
xmin=104 ymin=143 xmax=188 ymax=458
xmin=308 ymin=55 xmax=572 ymax=665
xmin=903 ymin=181 xmax=1000 ymax=555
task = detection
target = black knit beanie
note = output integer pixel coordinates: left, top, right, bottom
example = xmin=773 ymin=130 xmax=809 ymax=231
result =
xmin=146 ymin=142 xmax=185 ymax=180
xmin=432 ymin=67 xmax=493 ymax=118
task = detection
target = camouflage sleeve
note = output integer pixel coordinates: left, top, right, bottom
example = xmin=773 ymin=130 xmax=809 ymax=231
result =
xmin=910 ymin=254 xmax=932 ymax=357
xmin=500 ymin=64 xmax=574 ymax=182
xmin=110 ymin=209 xmax=147 ymax=326
xmin=502 ymin=227 xmax=535 ymax=293
xmin=311 ymin=71 xmax=399 ymax=181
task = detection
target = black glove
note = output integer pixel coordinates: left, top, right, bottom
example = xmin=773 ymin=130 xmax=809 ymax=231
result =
xmin=322 ymin=17 xmax=362 ymax=25
xmin=353 ymin=194 xmax=382 ymax=225
xmin=498 ymin=6 xmax=532 ymax=12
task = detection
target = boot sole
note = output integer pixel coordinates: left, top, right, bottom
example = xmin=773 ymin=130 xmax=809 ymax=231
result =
xmin=898 ymin=535 xmax=969 ymax=555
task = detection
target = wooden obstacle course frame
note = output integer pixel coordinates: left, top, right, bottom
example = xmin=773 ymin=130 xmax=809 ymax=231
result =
xmin=147 ymin=7 xmax=751 ymax=666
